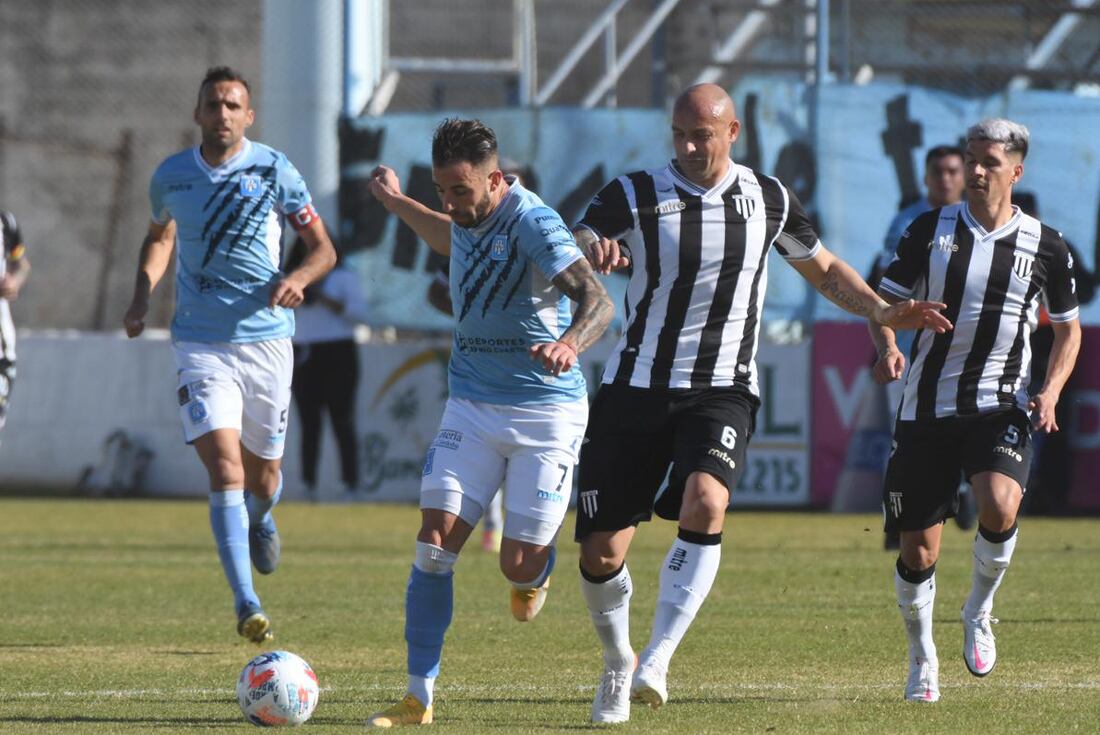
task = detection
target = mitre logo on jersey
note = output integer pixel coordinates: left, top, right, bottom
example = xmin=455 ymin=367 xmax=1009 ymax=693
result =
xmin=654 ymin=200 xmax=687 ymax=216
xmin=239 ymin=175 xmax=263 ymax=197
xmin=729 ymin=194 xmax=756 ymax=219
xmin=1012 ymin=252 xmax=1034 ymax=281
xmin=490 ymin=235 xmax=509 ymax=261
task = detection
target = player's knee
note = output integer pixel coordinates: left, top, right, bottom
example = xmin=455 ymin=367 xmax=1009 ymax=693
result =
xmin=900 ymin=544 xmax=938 ymax=571
xmin=578 ymin=543 xmax=623 ymax=577
xmin=680 ymin=476 xmax=729 ymax=527
xmin=499 ymin=546 xmax=549 ymax=582
xmin=205 ymin=457 xmax=244 ymax=489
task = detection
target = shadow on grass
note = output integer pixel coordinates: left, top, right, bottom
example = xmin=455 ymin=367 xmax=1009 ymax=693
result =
xmin=0 ymin=643 xmax=63 ymax=648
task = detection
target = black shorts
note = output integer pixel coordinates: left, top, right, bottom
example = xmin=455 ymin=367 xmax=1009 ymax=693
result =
xmin=883 ymin=408 xmax=1032 ymax=533
xmin=575 ymin=382 xmax=759 ymax=540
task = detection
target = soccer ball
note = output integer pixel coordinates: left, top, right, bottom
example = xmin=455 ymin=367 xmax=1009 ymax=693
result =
xmin=236 ymin=651 xmax=319 ymax=727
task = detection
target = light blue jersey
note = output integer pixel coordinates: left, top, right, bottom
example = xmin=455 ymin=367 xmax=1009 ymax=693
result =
xmin=448 ymin=180 xmax=587 ymax=405
xmin=149 ymin=138 xmax=316 ymax=343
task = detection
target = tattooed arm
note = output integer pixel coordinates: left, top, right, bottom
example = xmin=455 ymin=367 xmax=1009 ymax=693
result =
xmin=529 ymin=257 xmax=615 ymax=376
xmin=788 ymin=245 xmax=952 ymax=333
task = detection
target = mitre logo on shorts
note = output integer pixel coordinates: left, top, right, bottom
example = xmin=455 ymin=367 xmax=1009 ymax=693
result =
xmin=707 ymin=447 xmax=736 ymax=470
xmin=422 ymin=448 xmax=436 ymax=476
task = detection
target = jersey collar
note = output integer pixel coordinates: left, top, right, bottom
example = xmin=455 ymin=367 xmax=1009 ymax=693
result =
xmin=668 ymin=158 xmax=737 ymax=198
xmin=961 ymin=202 xmax=1021 ymax=242
xmin=193 ymin=138 xmax=253 ymax=177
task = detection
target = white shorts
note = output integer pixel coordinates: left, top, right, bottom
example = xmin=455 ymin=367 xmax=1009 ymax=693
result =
xmin=421 ymin=396 xmax=589 ymax=546
xmin=172 ymin=338 xmax=293 ymax=459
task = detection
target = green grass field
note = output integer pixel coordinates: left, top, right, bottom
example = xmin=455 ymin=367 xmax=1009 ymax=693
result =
xmin=1 ymin=499 xmax=1098 ymax=734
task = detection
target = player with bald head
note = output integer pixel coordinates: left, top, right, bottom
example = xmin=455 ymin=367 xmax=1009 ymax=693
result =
xmin=572 ymin=83 xmax=952 ymax=722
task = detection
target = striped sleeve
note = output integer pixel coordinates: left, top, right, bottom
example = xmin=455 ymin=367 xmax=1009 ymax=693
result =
xmin=577 ymin=177 xmax=634 ymax=240
xmin=1042 ymin=228 xmax=1080 ymax=323
xmin=772 ymin=185 xmax=820 ymax=261
xmin=879 ymin=210 xmax=934 ymax=299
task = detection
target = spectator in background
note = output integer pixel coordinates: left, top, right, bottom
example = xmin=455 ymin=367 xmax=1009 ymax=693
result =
xmin=872 ymin=145 xmax=966 ymax=289
xmin=287 ymin=238 xmax=370 ymax=502
xmin=0 ymin=210 xmax=31 ymax=439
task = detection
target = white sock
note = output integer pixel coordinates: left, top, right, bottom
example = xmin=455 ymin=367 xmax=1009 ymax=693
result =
xmin=640 ymin=531 xmax=722 ymax=673
xmin=580 ymin=563 xmax=634 ymax=669
xmin=895 ymin=563 xmax=937 ymax=663
xmin=408 ymin=675 xmax=434 ymax=707
xmin=964 ymin=525 xmax=1018 ymax=619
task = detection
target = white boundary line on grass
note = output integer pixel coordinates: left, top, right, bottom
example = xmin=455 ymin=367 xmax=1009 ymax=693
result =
xmin=12 ymin=680 xmax=1100 ymax=699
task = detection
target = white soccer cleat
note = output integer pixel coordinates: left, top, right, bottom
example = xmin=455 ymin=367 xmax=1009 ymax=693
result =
xmin=962 ymin=611 xmax=998 ymax=677
xmin=591 ymin=666 xmax=632 ymax=723
xmin=905 ymin=657 xmax=940 ymax=703
xmin=630 ymin=661 xmax=668 ymax=710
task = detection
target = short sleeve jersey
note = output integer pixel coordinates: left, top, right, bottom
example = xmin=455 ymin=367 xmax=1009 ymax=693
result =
xmin=881 ymin=203 xmax=1079 ymax=419
xmin=448 ymin=179 xmax=587 ymax=405
xmin=148 ymin=139 xmax=317 ymax=343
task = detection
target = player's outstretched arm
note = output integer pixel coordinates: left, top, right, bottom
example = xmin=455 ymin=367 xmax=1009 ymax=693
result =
xmin=530 ymin=258 xmax=614 ymax=376
xmin=123 ymin=220 xmax=176 ymax=338
xmin=790 ymin=245 xmax=953 ymax=333
xmin=368 ymin=164 xmax=452 ymax=256
xmin=272 ymin=220 xmax=337 ymax=309
xmin=1029 ymin=318 xmax=1081 ymax=433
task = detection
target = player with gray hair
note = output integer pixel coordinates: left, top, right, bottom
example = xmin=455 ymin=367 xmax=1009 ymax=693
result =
xmin=967 ymin=118 xmax=1030 ymax=159
xmin=871 ymin=116 xmax=1080 ymax=701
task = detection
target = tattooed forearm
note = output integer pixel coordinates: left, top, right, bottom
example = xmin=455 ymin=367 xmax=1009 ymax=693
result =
xmin=819 ymin=267 xmax=872 ymax=317
xmin=551 ymin=258 xmax=614 ymax=353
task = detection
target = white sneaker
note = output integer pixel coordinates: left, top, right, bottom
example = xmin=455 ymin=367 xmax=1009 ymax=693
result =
xmin=630 ymin=661 xmax=668 ymax=710
xmin=905 ymin=657 xmax=940 ymax=703
xmin=962 ymin=610 xmax=998 ymax=677
xmin=591 ymin=666 xmax=632 ymax=723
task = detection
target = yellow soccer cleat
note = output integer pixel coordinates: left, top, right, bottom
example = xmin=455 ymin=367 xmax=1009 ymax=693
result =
xmin=510 ymin=577 xmax=550 ymax=622
xmin=237 ymin=605 xmax=274 ymax=645
xmin=366 ymin=694 xmax=433 ymax=728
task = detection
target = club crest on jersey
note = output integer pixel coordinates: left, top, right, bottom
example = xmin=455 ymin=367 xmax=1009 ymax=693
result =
xmin=239 ymin=175 xmax=263 ymax=197
xmin=1012 ymin=252 xmax=1034 ymax=281
xmin=729 ymin=194 xmax=756 ymax=219
xmin=490 ymin=235 xmax=509 ymax=261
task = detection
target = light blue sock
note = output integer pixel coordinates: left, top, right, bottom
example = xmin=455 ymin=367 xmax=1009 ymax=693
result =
xmin=405 ymin=565 xmax=454 ymax=706
xmin=245 ymin=472 xmax=282 ymax=527
xmin=209 ymin=489 xmax=258 ymax=613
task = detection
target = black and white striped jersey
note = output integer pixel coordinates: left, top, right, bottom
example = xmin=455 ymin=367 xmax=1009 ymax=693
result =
xmin=880 ymin=202 xmax=1079 ymax=421
xmin=1 ymin=210 xmax=25 ymax=363
xmin=578 ymin=160 xmax=820 ymax=394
